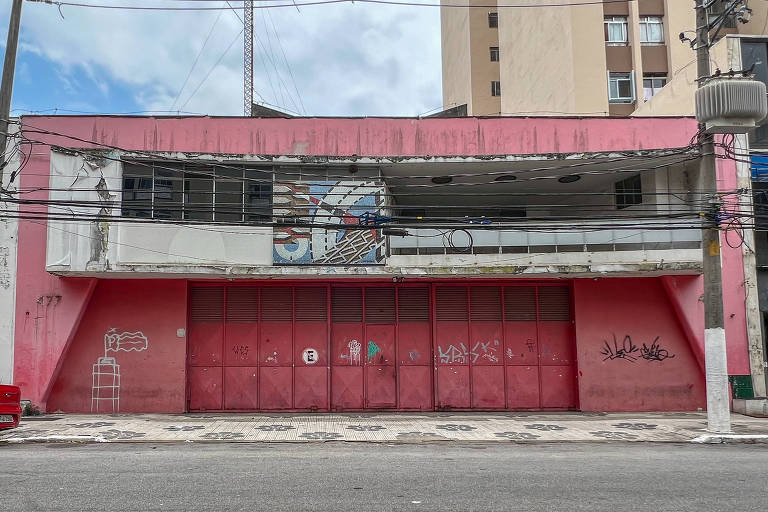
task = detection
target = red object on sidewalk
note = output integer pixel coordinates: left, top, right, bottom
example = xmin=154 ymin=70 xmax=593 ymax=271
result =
xmin=0 ymin=385 xmax=22 ymax=429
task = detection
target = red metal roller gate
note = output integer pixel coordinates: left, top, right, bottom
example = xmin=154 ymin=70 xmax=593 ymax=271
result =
xmin=186 ymin=282 xmax=577 ymax=412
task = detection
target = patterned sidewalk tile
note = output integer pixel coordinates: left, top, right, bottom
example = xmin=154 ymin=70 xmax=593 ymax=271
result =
xmin=2 ymin=412 xmax=767 ymax=443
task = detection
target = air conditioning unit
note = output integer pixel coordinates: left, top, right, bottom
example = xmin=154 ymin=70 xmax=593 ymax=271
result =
xmin=695 ymin=76 xmax=767 ymax=134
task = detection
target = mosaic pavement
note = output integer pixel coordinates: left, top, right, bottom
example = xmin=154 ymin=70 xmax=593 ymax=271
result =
xmin=2 ymin=412 xmax=767 ymax=443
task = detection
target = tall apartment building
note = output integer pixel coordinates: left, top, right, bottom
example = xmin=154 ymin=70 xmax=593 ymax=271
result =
xmin=441 ymin=0 xmax=765 ymax=116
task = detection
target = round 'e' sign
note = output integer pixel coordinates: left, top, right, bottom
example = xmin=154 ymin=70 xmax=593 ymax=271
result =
xmin=302 ymin=348 xmax=318 ymax=365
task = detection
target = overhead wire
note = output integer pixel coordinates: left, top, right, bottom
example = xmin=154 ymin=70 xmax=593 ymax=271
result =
xmin=169 ymin=4 xmax=227 ymax=111
xmin=179 ymin=26 xmax=246 ymax=110
xmin=27 ymin=0 xmax=641 ymax=11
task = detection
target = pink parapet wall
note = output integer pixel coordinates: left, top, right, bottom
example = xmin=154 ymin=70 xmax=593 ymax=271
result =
xmin=19 ymin=115 xmax=700 ymax=157
xmin=573 ymin=278 xmax=706 ymax=412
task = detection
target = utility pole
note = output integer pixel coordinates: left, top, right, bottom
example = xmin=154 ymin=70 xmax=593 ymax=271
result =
xmin=695 ymin=0 xmax=731 ymax=434
xmin=0 ymin=0 xmax=23 ymax=185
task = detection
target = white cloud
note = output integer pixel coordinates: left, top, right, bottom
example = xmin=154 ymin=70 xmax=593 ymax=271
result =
xmin=9 ymin=1 xmax=443 ymax=116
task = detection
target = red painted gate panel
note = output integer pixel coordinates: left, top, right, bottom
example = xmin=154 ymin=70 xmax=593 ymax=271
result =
xmin=294 ymin=287 xmax=329 ymax=410
xmin=186 ymin=281 xmax=578 ymax=412
xmin=223 ymin=366 xmax=258 ymax=410
xmin=365 ymin=287 xmax=396 ymax=409
xmin=435 ymin=286 xmax=470 ymax=410
xmin=398 ymin=366 xmax=432 ymax=409
xmin=331 ymin=287 xmax=364 ymax=410
xmin=259 ymin=366 xmax=293 ymax=409
xmin=397 ymin=287 xmax=432 ymax=410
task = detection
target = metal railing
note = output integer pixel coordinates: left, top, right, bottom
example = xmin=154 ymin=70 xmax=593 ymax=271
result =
xmin=388 ymin=218 xmax=702 ymax=256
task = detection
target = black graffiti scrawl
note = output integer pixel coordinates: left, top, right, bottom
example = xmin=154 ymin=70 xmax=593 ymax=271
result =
xmin=600 ymin=334 xmax=675 ymax=363
xmin=639 ymin=336 xmax=676 ymax=362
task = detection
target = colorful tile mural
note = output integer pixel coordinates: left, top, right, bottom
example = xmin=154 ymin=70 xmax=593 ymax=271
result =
xmin=273 ymin=181 xmax=386 ymax=264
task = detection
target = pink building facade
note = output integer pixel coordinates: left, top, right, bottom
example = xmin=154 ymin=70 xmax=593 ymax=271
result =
xmin=0 ymin=115 xmax=760 ymax=413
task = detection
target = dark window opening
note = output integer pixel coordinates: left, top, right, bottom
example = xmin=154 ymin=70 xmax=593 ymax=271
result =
xmin=488 ymin=11 xmax=498 ymax=28
xmin=491 ymin=80 xmax=501 ymax=97
xmin=615 ymin=174 xmax=643 ymax=209
xmin=490 ymin=46 xmax=499 ymax=62
xmin=122 ymin=160 xmax=273 ymax=223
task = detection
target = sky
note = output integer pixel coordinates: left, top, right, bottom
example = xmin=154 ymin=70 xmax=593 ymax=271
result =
xmin=0 ymin=0 xmax=443 ymax=117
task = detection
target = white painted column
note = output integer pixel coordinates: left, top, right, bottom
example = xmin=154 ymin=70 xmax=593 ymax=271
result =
xmin=0 ymin=122 xmax=19 ymax=385
xmin=705 ymin=327 xmax=732 ymax=432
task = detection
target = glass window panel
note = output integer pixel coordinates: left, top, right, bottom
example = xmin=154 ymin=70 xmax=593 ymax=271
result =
xmin=153 ymin=178 xmax=183 ymax=220
xmin=215 ymin=166 xmax=244 ymax=222
xmin=618 ymin=79 xmax=632 ymax=98
xmin=649 ymin=23 xmax=663 ymax=42
xmin=184 ymin=175 xmax=213 ymax=221
xmin=610 ymin=81 xmax=619 ymax=99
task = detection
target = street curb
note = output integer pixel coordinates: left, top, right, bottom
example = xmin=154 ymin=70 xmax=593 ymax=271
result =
xmin=691 ymin=434 xmax=768 ymax=444
xmin=0 ymin=435 xmax=105 ymax=444
xmin=0 ymin=437 xmax=702 ymax=445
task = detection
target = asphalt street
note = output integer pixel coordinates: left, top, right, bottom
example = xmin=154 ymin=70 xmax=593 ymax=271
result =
xmin=1 ymin=442 xmax=766 ymax=511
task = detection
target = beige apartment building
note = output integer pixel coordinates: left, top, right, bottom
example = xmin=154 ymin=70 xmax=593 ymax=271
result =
xmin=441 ymin=0 xmax=766 ymax=117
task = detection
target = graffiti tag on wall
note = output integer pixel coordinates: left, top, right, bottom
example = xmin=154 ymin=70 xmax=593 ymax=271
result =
xmin=437 ymin=340 xmax=500 ymax=364
xmin=273 ymin=181 xmax=386 ymax=265
xmin=600 ymin=334 xmax=675 ymax=364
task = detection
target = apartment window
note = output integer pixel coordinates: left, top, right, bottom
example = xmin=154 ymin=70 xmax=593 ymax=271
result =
xmin=488 ymin=12 xmax=498 ymax=28
xmin=490 ymin=46 xmax=499 ymax=62
xmin=608 ymin=72 xmax=635 ymax=103
xmin=643 ymin=74 xmax=667 ymax=101
xmin=491 ymin=81 xmax=501 ymax=97
xmin=604 ymin=16 xmax=628 ymax=45
xmin=639 ymin=16 xmax=664 ymax=44
xmin=122 ymin=161 xmax=273 ymax=222
xmin=615 ymin=175 xmax=643 ymax=209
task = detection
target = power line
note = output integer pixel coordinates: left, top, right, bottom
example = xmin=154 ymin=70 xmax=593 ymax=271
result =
xmin=170 ymin=5 xmax=226 ymax=111
xmin=179 ymin=27 xmax=245 ymax=110
xmin=27 ymin=0 xmax=639 ymax=11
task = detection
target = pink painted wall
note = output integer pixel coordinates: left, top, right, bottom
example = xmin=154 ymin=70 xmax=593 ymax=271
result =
xmin=574 ymin=278 xmax=706 ymax=411
xmin=20 ymin=115 xmax=698 ymax=157
xmin=12 ymin=115 xmax=751 ymax=410
xmin=715 ymin=152 xmax=751 ymax=375
xmin=47 ymin=280 xmax=188 ymax=413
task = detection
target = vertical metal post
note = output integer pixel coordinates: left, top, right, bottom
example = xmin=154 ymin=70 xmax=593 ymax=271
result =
xmin=696 ymin=0 xmax=731 ymax=434
xmin=0 ymin=0 xmax=23 ymax=183
xmin=243 ymin=0 xmax=253 ymax=117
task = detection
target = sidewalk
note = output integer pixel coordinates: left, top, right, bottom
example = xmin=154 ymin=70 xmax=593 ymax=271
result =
xmin=3 ymin=412 xmax=768 ymax=444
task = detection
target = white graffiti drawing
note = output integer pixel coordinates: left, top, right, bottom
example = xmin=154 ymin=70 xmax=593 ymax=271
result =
xmin=506 ymin=348 xmax=515 ymax=360
xmin=438 ymin=341 xmax=500 ymax=364
xmin=91 ymin=329 xmax=149 ymax=413
xmin=471 ymin=340 xmax=500 ymax=363
xmin=438 ymin=343 xmax=468 ymax=364
xmin=348 ymin=340 xmax=361 ymax=365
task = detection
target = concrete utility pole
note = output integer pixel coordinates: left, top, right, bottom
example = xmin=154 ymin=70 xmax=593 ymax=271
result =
xmin=0 ymin=0 xmax=22 ymax=186
xmin=695 ymin=0 xmax=731 ymax=434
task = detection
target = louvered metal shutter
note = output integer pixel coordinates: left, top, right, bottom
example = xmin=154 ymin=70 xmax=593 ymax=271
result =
xmin=436 ymin=286 xmax=468 ymax=321
xmin=189 ymin=287 xmax=224 ymax=322
xmin=504 ymin=286 xmax=536 ymax=321
xmin=538 ymin=286 xmax=571 ymax=321
xmin=397 ymin=287 xmax=430 ymax=322
xmin=331 ymin=287 xmax=363 ymax=322
xmin=225 ymin=287 xmax=258 ymax=322
xmin=470 ymin=286 xmax=502 ymax=322
xmin=295 ymin=287 xmax=327 ymax=322
xmin=261 ymin=287 xmax=293 ymax=321
xmin=365 ymin=287 xmax=395 ymax=324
